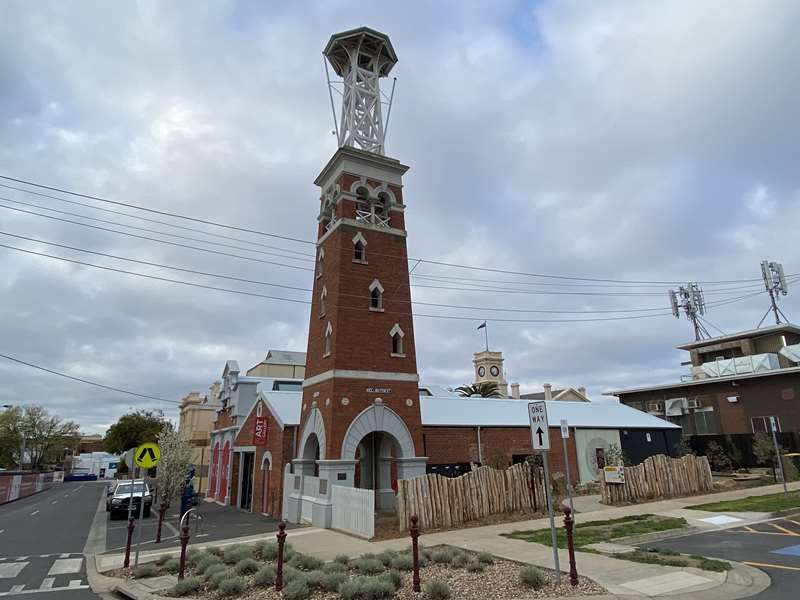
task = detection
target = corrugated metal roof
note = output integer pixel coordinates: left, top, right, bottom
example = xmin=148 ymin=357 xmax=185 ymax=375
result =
xmin=419 ymin=397 xmax=680 ymax=429
xmin=259 ymin=390 xmax=302 ymax=427
xmin=675 ymin=323 xmax=800 ymax=350
xmin=264 ymin=350 xmax=307 ymax=365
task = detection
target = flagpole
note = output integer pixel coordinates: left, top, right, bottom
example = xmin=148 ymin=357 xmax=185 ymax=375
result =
xmin=485 ymin=322 xmax=489 ymax=351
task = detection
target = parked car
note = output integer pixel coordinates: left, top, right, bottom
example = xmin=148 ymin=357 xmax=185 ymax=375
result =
xmin=107 ymin=480 xmax=152 ymax=518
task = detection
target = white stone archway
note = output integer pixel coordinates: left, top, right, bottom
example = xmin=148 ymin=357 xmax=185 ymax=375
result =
xmin=294 ymin=407 xmax=326 ymax=477
xmin=341 ymin=403 xmax=415 ymax=460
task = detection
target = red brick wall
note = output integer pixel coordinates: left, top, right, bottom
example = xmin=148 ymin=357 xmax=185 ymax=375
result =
xmin=423 ymin=425 xmax=579 ymax=482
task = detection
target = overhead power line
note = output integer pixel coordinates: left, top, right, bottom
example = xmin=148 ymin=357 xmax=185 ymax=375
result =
xmin=0 ymin=351 xmax=179 ymax=404
xmin=0 ymin=174 xmax=780 ymax=287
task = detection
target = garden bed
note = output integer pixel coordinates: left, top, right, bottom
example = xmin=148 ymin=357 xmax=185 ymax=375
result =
xmin=127 ymin=542 xmax=605 ymax=599
xmin=687 ymin=490 xmax=800 ymax=512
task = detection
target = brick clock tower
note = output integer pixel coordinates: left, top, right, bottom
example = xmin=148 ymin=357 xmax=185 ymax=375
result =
xmin=288 ymin=27 xmax=427 ymax=526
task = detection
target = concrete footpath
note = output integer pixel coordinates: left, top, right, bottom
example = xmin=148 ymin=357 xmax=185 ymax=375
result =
xmin=95 ymin=481 xmax=799 ymax=598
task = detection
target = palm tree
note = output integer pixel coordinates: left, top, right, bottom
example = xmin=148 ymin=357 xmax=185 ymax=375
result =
xmin=456 ymin=382 xmax=502 ymax=398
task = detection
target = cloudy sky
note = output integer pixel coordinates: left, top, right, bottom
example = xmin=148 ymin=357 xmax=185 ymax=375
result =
xmin=1 ymin=1 xmax=799 ymax=434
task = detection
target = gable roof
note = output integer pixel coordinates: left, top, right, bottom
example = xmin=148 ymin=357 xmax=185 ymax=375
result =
xmin=263 ymin=350 xmax=307 ymax=365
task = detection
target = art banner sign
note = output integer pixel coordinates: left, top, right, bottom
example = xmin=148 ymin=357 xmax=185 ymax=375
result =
xmin=254 ymin=416 xmax=268 ymax=446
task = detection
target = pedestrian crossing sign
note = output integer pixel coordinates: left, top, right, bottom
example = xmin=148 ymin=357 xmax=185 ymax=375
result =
xmin=134 ymin=443 xmax=161 ymax=468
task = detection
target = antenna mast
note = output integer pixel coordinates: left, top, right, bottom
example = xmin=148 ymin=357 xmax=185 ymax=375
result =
xmin=669 ymin=283 xmax=710 ymax=341
xmin=757 ymin=260 xmax=790 ymax=327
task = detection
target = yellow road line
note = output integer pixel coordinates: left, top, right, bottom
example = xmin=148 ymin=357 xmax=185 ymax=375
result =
xmin=770 ymin=523 xmax=800 ymax=536
xmin=743 ymin=526 xmax=757 ymax=532
xmin=786 ymin=519 xmax=800 ymax=528
xmin=744 ymin=561 xmax=800 ymax=572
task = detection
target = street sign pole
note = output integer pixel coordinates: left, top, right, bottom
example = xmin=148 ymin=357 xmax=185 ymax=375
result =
xmin=560 ymin=419 xmax=575 ymax=520
xmin=770 ymin=417 xmax=788 ymax=496
xmin=529 ymin=402 xmax=560 ymax=585
xmin=133 ymin=472 xmax=146 ymax=569
xmin=541 ymin=451 xmax=561 ymax=585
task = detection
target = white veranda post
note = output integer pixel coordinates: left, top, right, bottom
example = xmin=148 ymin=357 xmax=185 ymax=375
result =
xmin=324 ymin=27 xmax=398 ymax=156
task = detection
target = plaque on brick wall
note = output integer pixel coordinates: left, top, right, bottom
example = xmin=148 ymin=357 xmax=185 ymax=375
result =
xmin=337 ymin=473 xmax=347 ymax=481
xmin=367 ymin=387 xmax=392 ymax=394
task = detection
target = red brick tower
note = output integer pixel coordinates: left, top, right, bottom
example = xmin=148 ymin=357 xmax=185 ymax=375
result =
xmin=290 ymin=28 xmax=427 ymax=524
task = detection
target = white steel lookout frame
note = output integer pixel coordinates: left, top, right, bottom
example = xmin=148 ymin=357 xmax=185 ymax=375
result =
xmin=324 ymin=27 xmax=398 ymax=156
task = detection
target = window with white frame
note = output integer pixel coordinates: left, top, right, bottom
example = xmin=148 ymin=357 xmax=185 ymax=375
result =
xmin=369 ymin=279 xmax=384 ymax=311
xmin=352 ymin=232 xmax=367 ymax=263
xmin=751 ymin=416 xmax=780 ymax=434
xmin=317 ymin=248 xmax=324 ymax=277
xmin=389 ymin=323 xmax=404 ymax=356
xmin=319 ymin=286 xmax=327 ymax=317
xmin=324 ymin=322 xmax=332 ymax=357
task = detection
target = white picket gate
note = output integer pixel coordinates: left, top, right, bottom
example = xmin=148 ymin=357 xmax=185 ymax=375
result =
xmin=331 ymin=485 xmax=374 ymax=539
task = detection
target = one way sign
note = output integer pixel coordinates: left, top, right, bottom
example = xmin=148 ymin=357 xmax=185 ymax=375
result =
xmin=528 ymin=401 xmax=550 ymax=451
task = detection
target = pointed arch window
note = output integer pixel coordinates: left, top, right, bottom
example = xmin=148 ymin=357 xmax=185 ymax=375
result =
xmin=369 ymin=279 xmax=384 ymax=311
xmin=316 ymin=248 xmax=325 ymax=278
xmin=319 ymin=286 xmax=327 ymax=317
xmin=352 ymin=232 xmax=367 ymax=263
xmin=323 ymin=322 xmax=333 ymax=357
xmin=389 ymin=323 xmax=405 ymax=357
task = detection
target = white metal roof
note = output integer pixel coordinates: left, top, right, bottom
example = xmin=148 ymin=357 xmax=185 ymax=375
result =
xmin=263 ymin=350 xmax=307 ymax=365
xmin=419 ymin=397 xmax=680 ymax=429
xmin=259 ymin=391 xmax=303 ymax=429
xmin=604 ymin=366 xmax=800 ymax=396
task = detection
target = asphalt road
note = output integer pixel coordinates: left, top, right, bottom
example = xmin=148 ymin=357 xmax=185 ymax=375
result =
xmin=641 ymin=516 xmax=800 ymax=600
xmin=0 ymin=481 xmax=105 ymax=598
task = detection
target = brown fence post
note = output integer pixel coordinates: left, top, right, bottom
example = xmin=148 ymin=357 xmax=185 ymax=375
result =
xmin=275 ymin=521 xmax=287 ymax=592
xmin=123 ymin=517 xmax=135 ymax=568
xmin=410 ymin=515 xmax=421 ymax=592
xmin=178 ymin=523 xmax=190 ymax=580
xmin=563 ymin=506 xmax=578 ymax=587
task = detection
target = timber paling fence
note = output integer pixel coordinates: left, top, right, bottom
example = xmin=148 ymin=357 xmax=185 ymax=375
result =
xmin=396 ymin=462 xmax=547 ymax=531
xmin=600 ymin=454 xmax=713 ymax=505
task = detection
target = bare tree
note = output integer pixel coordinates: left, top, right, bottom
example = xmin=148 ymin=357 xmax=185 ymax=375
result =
xmin=1 ymin=405 xmax=79 ymax=469
xmin=155 ymin=426 xmax=193 ymax=507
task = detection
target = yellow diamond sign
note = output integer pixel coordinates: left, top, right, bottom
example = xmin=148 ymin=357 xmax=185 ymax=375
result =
xmin=134 ymin=443 xmax=161 ymax=468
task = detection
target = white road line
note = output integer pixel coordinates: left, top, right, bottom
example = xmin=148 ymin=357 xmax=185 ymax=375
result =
xmin=40 ymin=578 xmax=54 ymax=590
xmin=47 ymin=558 xmax=83 ymax=576
xmin=50 ymin=501 xmax=57 ymax=505
xmin=0 ymin=585 xmax=90 ymax=597
xmin=67 ymin=580 xmax=82 ymax=588
xmin=9 ymin=586 xmax=23 ymax=593
xmin=17 ymin=557 xmax=28 ymax=561
xmin=30 ymin=511 xmax=39 ymax=516
xmin=58 ymin=554 xmax=70 ymax=559
xmin=0 ymin=562 xmax=29 ymax=578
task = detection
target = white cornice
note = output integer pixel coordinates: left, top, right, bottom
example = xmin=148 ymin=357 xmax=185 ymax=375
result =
xmin=302 ymin=369 xmax=420 ymax=388
xmin=318 ymin=217 xmax=406 ymax=246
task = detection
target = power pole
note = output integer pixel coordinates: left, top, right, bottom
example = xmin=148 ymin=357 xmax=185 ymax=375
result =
xmin=669 ymin=283 xmax=710 ymax=341
xmin=758 ymin=260 xmax=790 ymax=327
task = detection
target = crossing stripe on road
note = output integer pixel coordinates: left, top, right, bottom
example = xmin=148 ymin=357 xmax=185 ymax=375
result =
xmin=39 ymin=578 xmax=54 ymax=590
xmin=0 ymin=585 xmax=90 ymax=597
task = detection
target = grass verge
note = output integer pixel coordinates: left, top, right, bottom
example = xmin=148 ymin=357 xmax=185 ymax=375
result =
xmin=502 ymin=514 xmax=688 ymax=548
xmin=624 ymin=548 xmax=730 ymax=572
xmin=687 ymin=491 xmax=800 ymax=512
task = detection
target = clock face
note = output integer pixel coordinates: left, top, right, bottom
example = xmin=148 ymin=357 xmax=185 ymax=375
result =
xmin=478 ymin=366 xmax=486 ymax=377
xmin=490 ymin=366 xmax=500 ymax=377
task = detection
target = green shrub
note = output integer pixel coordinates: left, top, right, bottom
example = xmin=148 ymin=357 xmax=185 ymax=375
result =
xmin=162 ymin=557 xmax=181 ymax=574
xmin=258 ymin=541 xmax=279 ymax=561
xmin=223 ymin=545 xmax=253 ymax=565
xmin=289 ymin=553 xmax=325 ymax=571
xmin=195 ymin=554 xmax=223 ymax=573
xmin=389 ymin=554 xmax=413 ymax=571
xmin=334 ymin=553 xmax=351 ymax=565
xmin=450 ymin=552 xmax=467 ymax=569
xmin=203 ymin=563 xmax=227 ymax=580
xmin=208 ymin=569 xmax=232 ymax=590
xmin=466 ymin=560 xmax=485 ymax=573
xmin=339 ymin=575 xmax=396 ymax=600
xmin=170 ymin=576 xmax=204 ymax=597
xmin=419 ymin=546 xmax=434 ymax=561
xmin=206 ymin=545 xmax=224 ymax=556
xmin=283 ymin=544 xmax=296 ymax=561
xmin=476 ymin=552 xmax=494 ymax=565
xmin=431 ymin=548 xmax=454 ymax=565
xmin=254 ymin=564 xmax=276 ymax=586
xmin=320 ymin=571 xmax=347 ymax=591
xmin=352 ymin=557 xmax=385 ymax=575
xmin=323 ymin=561 xmax=347 ymax=574
xmin=306 ymin=570 xmax=325 ymax=589
xmin=520 ymin=566 xmax=547 ymax=589
xmin=186 ymin=548 xmax=204 ymax=565
xmin=235 ymin=558 xmax=260 ymax=575
xmin=376 ymin=550 xmax=397 ymax=566
xmin=133 ymin=563 xmax=158 ymax=578
xmin=155 ymin=554 xmax=173 ymax=566
xmin=379 ymin=569 xmax=402 ymax=591
xmin=284 ymin=577 xmax=310 ymax=600
xmin=217 ymin=576 xmax=247 ymax=597
xmin=283 ymin=566 xmax=302 ymax=584
xmin=423 ymin=579 xmax=450 ymax=600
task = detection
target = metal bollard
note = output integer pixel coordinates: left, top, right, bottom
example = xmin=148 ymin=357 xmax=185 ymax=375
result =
xmin=276 ymin=521 xmax=287 ymax=592
xmin=410 ymin=515 xmax=421 ymax=593
xmin=178 ymin=508 xmax=195 ymax=581
xmin=563 ymin=506 xmax=579 ymax=587
xmin=155 ymin=502 xmax=167 ymax=544
xmin=123 ymin=517 xmax=135 ymax=568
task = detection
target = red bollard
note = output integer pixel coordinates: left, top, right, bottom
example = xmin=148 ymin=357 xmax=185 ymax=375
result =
xmin=155 ymin=502 xmax=167 ymax=543
xmin=123 ymin=517 xmax=135 ymax=568
xmin=178 ymin=524 xmax=190 ymax=580
xmin=410 ymin=515 xmax=421 ymax=593
xmin=275 ymin=521 xmax=287 ymax=592
xmin=563 ymin=506 xmax=579 ymax=587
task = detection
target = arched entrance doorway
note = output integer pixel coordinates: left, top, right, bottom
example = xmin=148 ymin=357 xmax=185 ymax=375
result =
xmin=209 ymin=442 xmax=220 ymax=498
xmin=219 ymin=441 xmax=231 ymax=503
xmin=295 ymin=407 xmax=326 ymax=477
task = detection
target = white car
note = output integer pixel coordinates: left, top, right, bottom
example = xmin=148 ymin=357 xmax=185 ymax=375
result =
xmin=107 ymin=480 xmax=152 ymax=518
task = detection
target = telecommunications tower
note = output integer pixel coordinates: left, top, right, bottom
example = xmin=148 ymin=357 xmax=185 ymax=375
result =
xmin=669 ymin=283 xmax=710 ymax=341
xmin=758 ymin=260 xmax=790 ymax=327
xmin=324 ymin=27 xmax=398 ymax=155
